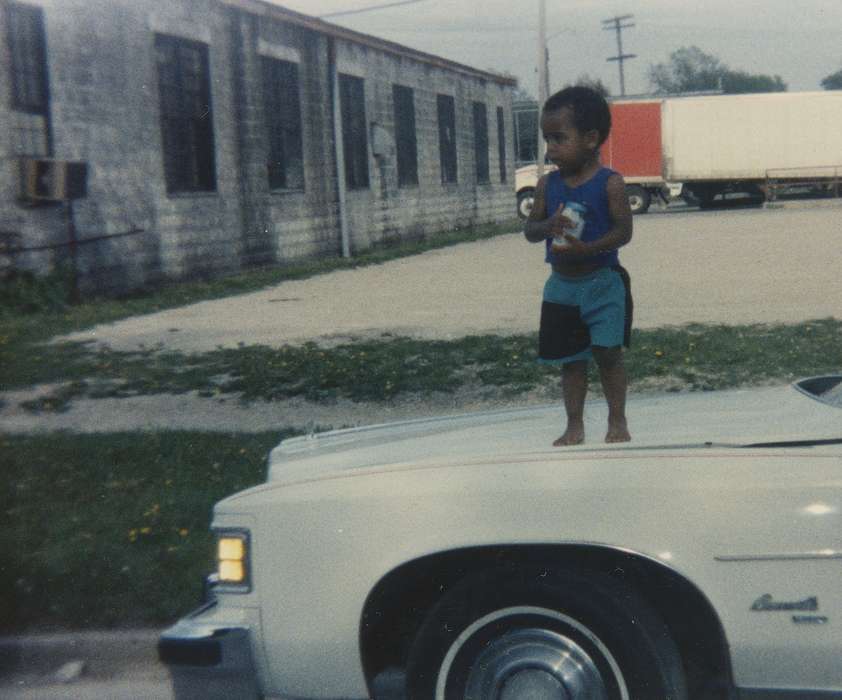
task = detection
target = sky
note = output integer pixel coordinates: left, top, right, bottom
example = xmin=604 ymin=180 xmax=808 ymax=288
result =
xmin=274 ymin=0 xmax=842 ymax=98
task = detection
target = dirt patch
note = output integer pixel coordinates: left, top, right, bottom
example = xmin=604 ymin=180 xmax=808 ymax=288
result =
xmin=0 ymin=383 xmax=563 ymax=434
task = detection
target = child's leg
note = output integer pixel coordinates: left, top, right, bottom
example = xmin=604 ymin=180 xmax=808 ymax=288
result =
xmin=554 ymin=360 xmax=589 ymax=446
xmin=592 ymin=346 xmax=631 ymax=443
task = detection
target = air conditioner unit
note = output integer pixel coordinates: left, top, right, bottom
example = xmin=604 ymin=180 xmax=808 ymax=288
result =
xmin=20 ymin=158 xmax=88 ymax=201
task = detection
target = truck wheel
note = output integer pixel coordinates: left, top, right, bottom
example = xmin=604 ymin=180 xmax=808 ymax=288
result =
xmin=406 ymin=569 xmax=687 ymax=700
xmin=517 ymin=189 xmax=535 ymax=219
xmin=625 ymin=185 xmax=651 ymax=215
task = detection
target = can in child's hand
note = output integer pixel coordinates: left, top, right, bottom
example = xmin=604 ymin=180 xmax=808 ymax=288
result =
xmin=551 ymin=201 xmax=586 ymax=251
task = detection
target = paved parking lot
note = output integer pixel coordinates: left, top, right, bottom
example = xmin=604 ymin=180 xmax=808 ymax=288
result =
xmin=63 ymin=203 xmax=842 ymax=353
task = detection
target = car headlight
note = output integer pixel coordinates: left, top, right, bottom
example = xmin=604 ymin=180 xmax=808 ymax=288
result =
xmin=215 ymin=529 xmax=251 ymax=592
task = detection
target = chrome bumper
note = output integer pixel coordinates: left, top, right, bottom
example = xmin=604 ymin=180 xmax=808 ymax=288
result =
xmin=158 ymin=602 xmax=262 ymax=700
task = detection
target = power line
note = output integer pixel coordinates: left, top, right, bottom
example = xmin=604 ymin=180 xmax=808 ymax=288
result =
xmin=602 ymin=14 xmax=636 ymax=96
xmin=319 ymin=0 xmax=431 ymax=19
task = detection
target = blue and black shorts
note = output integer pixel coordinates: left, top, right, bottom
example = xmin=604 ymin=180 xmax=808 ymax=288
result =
xmin=538 ymin=265 xmax=632 ymax=365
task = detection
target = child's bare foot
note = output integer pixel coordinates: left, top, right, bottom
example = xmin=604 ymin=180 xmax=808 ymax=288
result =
xmin=553 ymin=421 xmax=585 ymax=446
xmin=605 ymin=418 xmax=631 ymax=443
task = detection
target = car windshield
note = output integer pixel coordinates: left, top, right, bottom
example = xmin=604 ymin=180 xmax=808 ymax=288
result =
xmin=798 ymin=376 xmax=842 ymax=408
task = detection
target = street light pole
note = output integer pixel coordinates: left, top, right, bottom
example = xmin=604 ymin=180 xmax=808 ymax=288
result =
xmin=537 ymin=0 xmax=547 ymax=177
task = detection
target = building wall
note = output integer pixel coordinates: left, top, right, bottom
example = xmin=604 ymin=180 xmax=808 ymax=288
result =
xmin=0 ymin=0 xmax=516 ymax=295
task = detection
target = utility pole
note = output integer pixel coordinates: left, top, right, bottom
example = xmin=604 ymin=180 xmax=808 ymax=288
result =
xmin=602 ymin=14 xmax=636 ymax=96
xmin=537 ymin=0 xmax=547 ymax=177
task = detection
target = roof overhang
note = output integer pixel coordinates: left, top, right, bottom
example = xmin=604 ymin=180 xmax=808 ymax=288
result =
xmin=221 ymin=0 xmax=518 ymax=87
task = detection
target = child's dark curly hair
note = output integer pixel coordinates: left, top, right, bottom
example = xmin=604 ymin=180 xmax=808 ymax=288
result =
xmin=543 ymin=86 xmax=611 ymax=146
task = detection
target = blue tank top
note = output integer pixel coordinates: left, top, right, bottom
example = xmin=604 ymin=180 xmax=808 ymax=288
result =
xmin=544 ymin=166 xmax=619 ymax=268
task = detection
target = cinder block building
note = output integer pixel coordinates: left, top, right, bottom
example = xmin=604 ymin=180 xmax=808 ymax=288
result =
xmin=0 ymin=0 xmax=516 ymax=294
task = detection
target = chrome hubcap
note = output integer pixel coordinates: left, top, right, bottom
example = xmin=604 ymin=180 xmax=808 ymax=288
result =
xmin=467 ymin=628 xmax=608 ymax=700
xmin=436 ymin=606 xmax=628 ymax=700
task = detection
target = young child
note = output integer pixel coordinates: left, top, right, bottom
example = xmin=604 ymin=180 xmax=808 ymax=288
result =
xmin=524 ymin=86 xmax=633 ymax=446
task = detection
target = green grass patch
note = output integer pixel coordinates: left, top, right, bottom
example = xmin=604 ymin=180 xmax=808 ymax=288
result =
xmin=1 ymin=430 xmax=299 ymax=632
xmin=5 ymin=320 xmax=842 ymax=410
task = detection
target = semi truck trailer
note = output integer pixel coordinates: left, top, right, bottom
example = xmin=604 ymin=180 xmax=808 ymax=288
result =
xmin=515 ymin=91 xmax=842 ymax=217
xmin=663 ymin=90 xmax=842 ymax=206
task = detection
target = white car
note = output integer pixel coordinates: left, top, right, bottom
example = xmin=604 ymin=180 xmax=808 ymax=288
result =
xmin=160 ymin=376 xmax=842 ymax=700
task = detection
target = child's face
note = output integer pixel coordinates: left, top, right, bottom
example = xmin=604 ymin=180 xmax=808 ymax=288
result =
xmin=541 ymin=107 xmax=599 ymax=177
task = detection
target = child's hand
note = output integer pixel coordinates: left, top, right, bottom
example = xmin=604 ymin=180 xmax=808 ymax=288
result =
xmin=547 ymin=206 xmax=574 ymax=238
xmin=555 ymin=234 xmax=591 ymax=257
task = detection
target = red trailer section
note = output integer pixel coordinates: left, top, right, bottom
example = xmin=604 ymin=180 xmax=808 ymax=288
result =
xmin=603 ymin=101 xmax=663 ymax=181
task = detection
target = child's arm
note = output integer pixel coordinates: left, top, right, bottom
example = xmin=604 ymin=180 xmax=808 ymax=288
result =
xmin=557 ymin=174 xmax=633 ymax=256
xmin=523 ymin=175 xmax=573 ymax=243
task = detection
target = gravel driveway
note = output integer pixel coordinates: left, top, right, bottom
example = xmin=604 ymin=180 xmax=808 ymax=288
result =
xmin=64 ymin=204 xmax=842 ymax=353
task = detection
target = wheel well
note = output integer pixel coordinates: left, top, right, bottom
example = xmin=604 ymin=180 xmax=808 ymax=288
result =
xmin=517 ymin=187 xmax=534 ymax=197
xmin=359 ymin=545 xmax=733 ymax=699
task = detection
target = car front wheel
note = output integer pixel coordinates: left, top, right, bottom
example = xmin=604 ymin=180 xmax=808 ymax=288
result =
xmin=517 ymin=189 xmax=535 ymax=219
xmin=406 ymin=569 xmax=687 ymax=700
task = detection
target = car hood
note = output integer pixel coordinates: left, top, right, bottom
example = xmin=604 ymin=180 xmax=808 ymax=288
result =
xmin=265 ymin=379 xmax=841 ymax=485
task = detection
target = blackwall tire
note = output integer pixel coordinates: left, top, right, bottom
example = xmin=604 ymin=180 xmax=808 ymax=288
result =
xmin=517 ymin=190 xmax=535 ymax=219
xmin=626 ymin=184 xmax=651 ymax=215
xmin=406 ymin=569 xmax=687 ymax=700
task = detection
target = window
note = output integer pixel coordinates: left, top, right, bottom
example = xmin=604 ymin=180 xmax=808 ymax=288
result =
xmin=393 ymin=84 xmax=418 ymax=187
xmin=473 ymin=101 xmax=489 ymax=184
xmin=437 ymin=94 xmax=457 ymax=184
xmin=497 ymin=106 xmax=507 ymax=183
xmin=262 ymin=57 xmax=304 ymax=190
xmin=339 ymin=74 xmax=369 ymax=190
xmin=155 ymin=34 xmax=216 ymax=193
xmin=6 ymin=2 xmax=49 ymax=115
xmin=513 ymin=103 xmax=539 ymax=166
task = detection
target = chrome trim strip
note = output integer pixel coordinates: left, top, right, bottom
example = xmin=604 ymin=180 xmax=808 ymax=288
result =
xmin=716 ymin=551 xmax=842 ymax=562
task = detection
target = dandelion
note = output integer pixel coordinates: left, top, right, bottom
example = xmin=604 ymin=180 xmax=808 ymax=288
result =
xmin=140 ymin=526 xmax=151 ymax=535
xmin=655 ymin=350 xmax=664 ymax=358
xmin=179 ymin=528 xmax=189 ymax=537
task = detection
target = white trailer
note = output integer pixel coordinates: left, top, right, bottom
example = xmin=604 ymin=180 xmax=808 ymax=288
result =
xmin=662 ymin=91 xmax=842 ymax=205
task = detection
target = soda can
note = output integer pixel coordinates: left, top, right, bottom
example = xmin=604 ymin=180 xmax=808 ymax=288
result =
xmin=551 ymin=201 xmax=587 ymax=251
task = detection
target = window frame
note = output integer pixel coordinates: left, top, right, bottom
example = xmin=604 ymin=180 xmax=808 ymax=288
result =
xmin=339 ymin=73 xmax=369 ymax=190
xmin=154 ymin=33 xmax=217 ymax=194
xmin=261 ymin=55 xmax=304 ymax=192
xmin=473 ymin=101 xmax=490 ymax=185
xmin=437 ymin=93 xmax=458 ymax=185
xmin=392 ymin=84 xmax=419 ymax=187
xmin=497 ymin=106 xmax=507 ymax=183
xmin=6 ymin=2 xmax=50 ymax=116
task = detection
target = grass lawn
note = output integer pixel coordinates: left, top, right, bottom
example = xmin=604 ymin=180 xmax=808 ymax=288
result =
xmin=2 ymin=430 xmax=296 ymax=632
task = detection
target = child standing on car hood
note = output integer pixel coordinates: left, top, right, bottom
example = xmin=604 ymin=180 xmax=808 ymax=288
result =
xmin=524 ymin=86 xmax=634 ymax=445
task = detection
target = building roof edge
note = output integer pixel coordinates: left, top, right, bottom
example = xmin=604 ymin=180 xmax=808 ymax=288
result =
xmin=221 ymin=0 xmax=518 ymax=87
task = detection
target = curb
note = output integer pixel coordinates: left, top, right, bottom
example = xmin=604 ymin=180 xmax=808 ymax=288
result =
xmin=763 ymin=198 xmax=842 ymax=210
xmin=0 ymin=629 xmax=166 ymax=680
